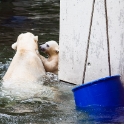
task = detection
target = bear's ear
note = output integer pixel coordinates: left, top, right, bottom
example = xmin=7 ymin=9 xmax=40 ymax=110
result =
xmin=55 ymin=48 xmax=59 ymax=54
xmin=34 ymin=36 xmax=38 ymax=42
xmin=11 ymin=42 xmax=17 ymax=50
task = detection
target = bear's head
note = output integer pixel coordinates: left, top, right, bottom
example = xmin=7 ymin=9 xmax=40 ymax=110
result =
xmin=12 ymin=32 xmax=38 ymax=53
xmin=40 ymin=40 xmax=59 ymax=56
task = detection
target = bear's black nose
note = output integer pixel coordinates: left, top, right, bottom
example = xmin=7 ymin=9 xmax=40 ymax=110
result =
xmin=40 ymin=45 xmax=45 ymax=51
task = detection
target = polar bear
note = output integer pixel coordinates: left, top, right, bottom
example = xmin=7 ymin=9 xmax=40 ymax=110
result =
xmin=40 ymin=40 xmax=59 ymax=75
xmin=3 ymin=32 xmax=46 ymax=83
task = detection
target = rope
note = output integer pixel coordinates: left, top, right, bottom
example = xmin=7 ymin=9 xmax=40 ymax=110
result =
xmin=82 ymin=0 xmax=96 ymax=84
xmin=104 ymin=0 xmax=111 ymax=76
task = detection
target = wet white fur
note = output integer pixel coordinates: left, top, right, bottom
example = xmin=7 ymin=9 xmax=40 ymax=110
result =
xmin=40 ymin=40 xmax=59 ymax=74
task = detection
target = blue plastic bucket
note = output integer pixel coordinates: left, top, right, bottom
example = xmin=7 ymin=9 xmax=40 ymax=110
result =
xmin=72 ymin=75 xmax=124 ymax=108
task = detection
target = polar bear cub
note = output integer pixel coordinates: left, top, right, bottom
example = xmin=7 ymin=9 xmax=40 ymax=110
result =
xmin=40 ymin=40 xmax=59 ymax=75
xmin=3 ymin=32 xmax=46 ymax=83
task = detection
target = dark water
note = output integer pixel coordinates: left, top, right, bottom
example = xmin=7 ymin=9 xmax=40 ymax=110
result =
xmin=0 ymin=0 xmax=59 ymax=65
xmin=0 ymin=0 xmax=124 ymax=123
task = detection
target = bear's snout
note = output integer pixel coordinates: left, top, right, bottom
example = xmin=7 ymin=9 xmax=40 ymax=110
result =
xmin=40 ymin=45 xmax=46 ymax=52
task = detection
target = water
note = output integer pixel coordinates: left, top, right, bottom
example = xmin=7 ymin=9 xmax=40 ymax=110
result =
xmin=0 ymin=0 xmax=124 ymax=123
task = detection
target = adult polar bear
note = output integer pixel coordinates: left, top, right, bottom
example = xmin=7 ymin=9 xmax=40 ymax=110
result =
xmin=3 ymin=32 xmax=46 ymax=83
xmin=1 ymin=32 xmax=53 ymax=100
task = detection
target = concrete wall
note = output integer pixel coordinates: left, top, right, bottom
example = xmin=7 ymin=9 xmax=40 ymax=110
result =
xmin=59 ymin=0 xmax=124 ymax=84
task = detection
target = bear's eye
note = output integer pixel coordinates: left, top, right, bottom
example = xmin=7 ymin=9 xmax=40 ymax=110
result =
xmin=46 ymin=44 xmax=49 ymax=47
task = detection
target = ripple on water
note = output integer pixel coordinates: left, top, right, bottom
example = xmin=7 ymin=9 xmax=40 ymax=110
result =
xmin=0 ymin=72 xmax=77 ymax=124
xmin=0 ymin=73 xmax=60 ymax=100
